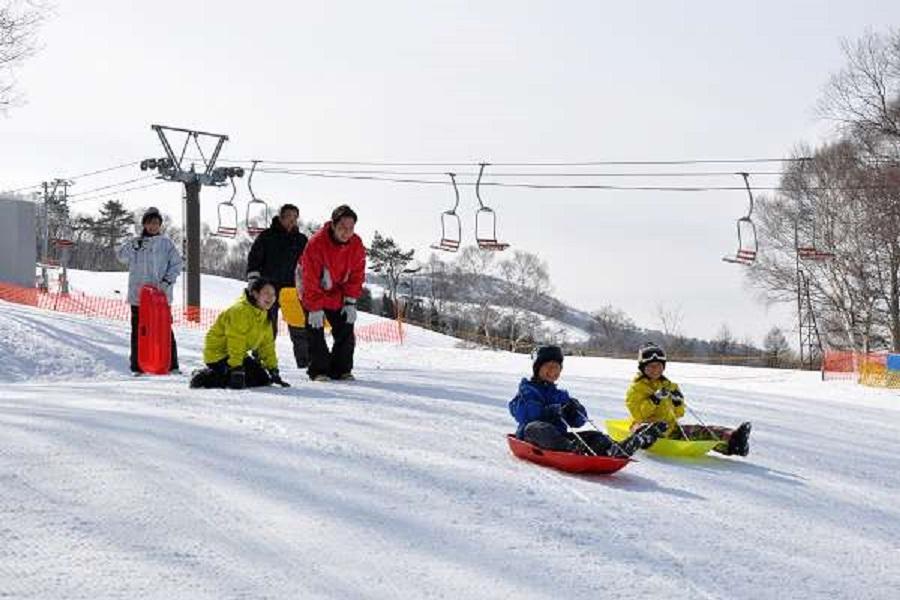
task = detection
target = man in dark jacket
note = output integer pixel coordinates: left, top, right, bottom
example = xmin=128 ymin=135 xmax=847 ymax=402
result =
xmin=246 ymin=203 xmax=309 ymax=368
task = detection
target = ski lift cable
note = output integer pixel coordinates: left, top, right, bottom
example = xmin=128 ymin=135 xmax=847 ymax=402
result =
xmin=1 ymin=160 xmax=143 ymax=195
xmin=69 ymin=180 xmax=168 ymax=204
xmin=254 ymin=168 xmax=798 ymax=192
xmin=212 ymin=156 xmax=815 ymax=167
xmin=245 ymin=167 xmax=786 ymax=178
xmin=68 ymin=175 xmax=158 ymax=198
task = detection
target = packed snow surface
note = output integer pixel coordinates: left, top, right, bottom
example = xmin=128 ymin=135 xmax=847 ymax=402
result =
xmin=1 ymin=276 xmax=899 ymax=598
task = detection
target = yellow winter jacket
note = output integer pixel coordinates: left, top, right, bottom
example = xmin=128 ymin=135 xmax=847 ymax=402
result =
xmin=625 ymin=373 xmax=685 ymax=434
xmin=203 ymin=293 xmax=278 ymax=370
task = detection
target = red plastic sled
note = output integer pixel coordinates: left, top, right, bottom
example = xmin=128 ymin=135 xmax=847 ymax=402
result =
xmin=506 ymin=434 xmax=631 ymax=474
xmin=138 ymin=284 xmax=172 ymax=374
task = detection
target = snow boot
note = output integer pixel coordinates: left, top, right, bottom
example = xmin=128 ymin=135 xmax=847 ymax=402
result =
xmin=727 ymin=422 xmax=752 ymax=456
xmin=189 ymin=368 xmax=225 ymax=389
xmin=612 ymin=422 xmax=667 ymax=457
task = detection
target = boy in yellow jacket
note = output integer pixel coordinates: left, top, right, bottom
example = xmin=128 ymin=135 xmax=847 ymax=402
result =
xmin=189 ymin=278 xmax=290 ymax=389
xmin=625 ymin=343 xmax=751 ymax=456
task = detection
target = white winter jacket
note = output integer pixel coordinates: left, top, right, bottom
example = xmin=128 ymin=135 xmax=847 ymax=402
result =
xmin=115 ymin=234 xmax=183 ymax=305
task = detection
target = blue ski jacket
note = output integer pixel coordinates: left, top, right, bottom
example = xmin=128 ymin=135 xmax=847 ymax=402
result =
xmin=509 ymin=377 xmax=586 ymax=438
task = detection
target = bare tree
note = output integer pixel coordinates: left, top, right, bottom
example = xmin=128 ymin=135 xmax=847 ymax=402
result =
xmin=763 ymin=326 xmax=793 ymax=368
xmin=1 ymin=1 xmax=48 ymax=108
xmin=819 ymin=29 xmax=900 ymax=143
xmin=750 ymin=140 xmax=900 ymax=352
xmin=712 ymin=323 xmax=735 ymax=358
xmin=498 ymin=250 xmax=551 ymax=351
xmin=455 ymin=245 xmax=499 ymax=343
xmin=589 ymin=304 xmax=635 ymax=353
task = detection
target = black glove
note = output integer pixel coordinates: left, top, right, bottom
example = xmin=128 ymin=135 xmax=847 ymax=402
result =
xmin=671 ymin=389 xmax=684 ymax=407
xmin=269 ymin=369 xmax=290 ymax=388
xmin=228 ymin=368 xmax=246 ymax=389
xmin=650 ymin=388 xmax=670 ymax=405
xmin=562 ymin=398 xmax=586 ymax=422
xmin=545 ymin=403 xmax=564 ymax=421
xmin=132 ymin=237 xmax=144 ymax=250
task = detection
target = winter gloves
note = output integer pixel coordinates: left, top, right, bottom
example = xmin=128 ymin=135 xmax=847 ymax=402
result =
xmin=547 ymin=399 xmax=587 ymax=423
xmin=562 ymin=398 xmax=586 ymax=422
xmin=307 ymin=298 xmax=358 ymax=329
xmin=308 ymin=310 xmax=325 ymax=328
xmin=269 ymin=368 xmax=290 ymax=388
xmin=650 ymin=388 xmax=684 ymax=406
xmin=342 ymin=298 xmax=357 ymax=324
xmin=650 ymin=388 xmax=670 ymax=405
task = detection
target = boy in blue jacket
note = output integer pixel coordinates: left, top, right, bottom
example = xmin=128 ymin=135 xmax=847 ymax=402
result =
xmin=509 ymin=345 xmax=666 ymax=457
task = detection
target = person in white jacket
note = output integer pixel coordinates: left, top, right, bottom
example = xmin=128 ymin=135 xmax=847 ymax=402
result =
xmin=116 ymin=207 xmax=183 ymax=374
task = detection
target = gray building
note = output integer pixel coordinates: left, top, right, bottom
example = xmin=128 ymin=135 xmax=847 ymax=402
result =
xmin=0 ymin=195 xmax=37 ymax=287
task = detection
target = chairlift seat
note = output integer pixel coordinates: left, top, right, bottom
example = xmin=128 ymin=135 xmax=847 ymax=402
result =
xmin=477 ymin=239 xmax=510 ymax=251
xmin=431 ymin=174 xmax=463 ymax=252
xmin=722 ymin=249 xmax=757 ymax=265
xmin=798 ymin=246 xmax=835 ymax=261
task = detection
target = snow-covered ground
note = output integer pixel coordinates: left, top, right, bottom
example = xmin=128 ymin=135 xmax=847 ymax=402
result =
xmin=1 ymin=287 xmax=900 ymax=598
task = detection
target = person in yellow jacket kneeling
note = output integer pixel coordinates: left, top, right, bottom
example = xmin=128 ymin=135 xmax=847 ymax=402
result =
xmin=189 ymin=278 xmax=290 ymax=389
xmin=626 ymin=342 xmax=751 ymax=456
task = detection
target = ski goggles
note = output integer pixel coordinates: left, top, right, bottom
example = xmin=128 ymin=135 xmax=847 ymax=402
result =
xmin=639 ymin=348 xmax=667 ymax=364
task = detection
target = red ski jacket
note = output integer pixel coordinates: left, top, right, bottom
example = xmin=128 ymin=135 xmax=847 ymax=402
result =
xmin=300 ymin=222 xmax=366 ymax=312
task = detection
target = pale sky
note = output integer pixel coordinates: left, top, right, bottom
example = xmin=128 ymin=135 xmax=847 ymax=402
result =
xmin=2 ymin=0 xmax=898 ymax=344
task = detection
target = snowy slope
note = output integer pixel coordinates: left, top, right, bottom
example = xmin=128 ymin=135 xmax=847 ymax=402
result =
xmin=1 ymin=296 xmax=900 ymax=599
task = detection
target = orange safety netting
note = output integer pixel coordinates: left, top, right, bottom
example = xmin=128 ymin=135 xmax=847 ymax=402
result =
xmin=822 ymin=349 xmax=900 ymax=388
xmin=0 ymin=283 xmax=403 ymax=344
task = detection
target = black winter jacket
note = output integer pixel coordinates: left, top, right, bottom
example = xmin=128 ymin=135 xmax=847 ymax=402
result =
xmin=246 ymin=217 xmax=308 ymax=288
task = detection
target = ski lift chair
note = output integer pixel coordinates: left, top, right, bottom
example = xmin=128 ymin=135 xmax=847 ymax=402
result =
xmin=797 ymin=246 xmax=835 ymax=261
xmin=796 ymin=216 xmax=835 ymax=261
xmin=215 ymin=175 xmax=239 ymax=238
xmin=474 ymin=163 xmax=509 ymax=251
xmin=430 ymin=173 xmax=462 ymax=252
xmin=246 ymin=160 xmax=270 ymax=237
xmin=722 ymin=172 xmax=758 ymax=265
xmin=51 ymin=221 xmax=75 ymax=250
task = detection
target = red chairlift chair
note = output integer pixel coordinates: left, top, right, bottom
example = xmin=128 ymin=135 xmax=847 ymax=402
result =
xmin=246 ymin=160 xmax=270 ymax=237
xmin=474 ymin=163 xmax=509 ymax=251
xmin=722 ymin=172 xmax=758 ymax=265
xmin=215 ymin=175 xmax=239 ymax=238
xmin=430 ymin=173 xmax=463 ymax=252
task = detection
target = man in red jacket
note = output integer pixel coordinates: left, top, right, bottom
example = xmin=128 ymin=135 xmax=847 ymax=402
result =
xmin=300 ymin=204 xmax=367 ymax=381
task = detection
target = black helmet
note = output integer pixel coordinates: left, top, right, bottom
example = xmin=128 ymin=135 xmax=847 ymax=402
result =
xmin=637 ymin=342 xmax=666 ymax=372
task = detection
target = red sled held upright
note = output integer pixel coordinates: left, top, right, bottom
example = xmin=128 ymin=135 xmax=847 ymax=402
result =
xmin=138 ymin=284 xmax=172 ymax=374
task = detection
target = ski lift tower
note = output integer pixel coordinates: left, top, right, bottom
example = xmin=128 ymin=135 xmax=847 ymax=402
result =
xmin=794 ymin=209 xmax=829 ymax=371
xmin=140 ymin=124 xmax=243 ymax=321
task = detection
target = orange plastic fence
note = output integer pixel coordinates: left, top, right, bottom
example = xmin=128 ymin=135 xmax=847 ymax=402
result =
xmin=0 ymin=283 xmax=403 ymax=344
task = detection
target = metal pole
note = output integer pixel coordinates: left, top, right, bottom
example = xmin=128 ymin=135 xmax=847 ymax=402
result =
xmin=59 ymin=180 xmax=70 ymax=294
xmin=184 ymin=178 xmax=201 ymax=322
xmin=40 ymin=182 xmax=49 ymax=292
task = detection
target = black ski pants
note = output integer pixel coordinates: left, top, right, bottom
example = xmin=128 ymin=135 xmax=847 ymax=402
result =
xmin=130 ymin=305 xmax=178 ymax=373
xmin=522 ymin=421 xmax=617 ymax=456
xmin=306 ymin=307 xmax=355 ymax=379
xmin=190 ymin=356 xmax=272 ymax=389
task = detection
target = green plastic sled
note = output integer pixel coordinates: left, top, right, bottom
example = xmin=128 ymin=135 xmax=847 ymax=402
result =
xmin=605 ymin=418 xmax=720 ymax=458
